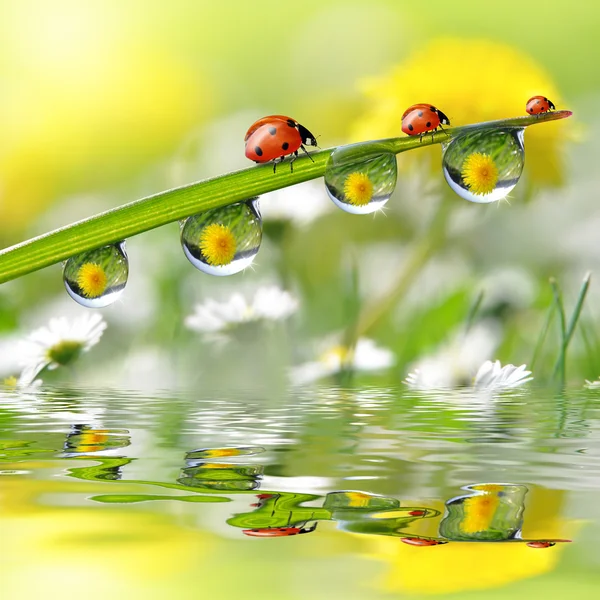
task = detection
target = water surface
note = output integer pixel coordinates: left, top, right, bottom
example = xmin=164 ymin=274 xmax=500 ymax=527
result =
xmin=1 ymin=386 xmax=599 ymax=599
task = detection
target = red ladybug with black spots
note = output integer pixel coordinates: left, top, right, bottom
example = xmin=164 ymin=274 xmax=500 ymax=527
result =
xmin=242 ymin=523 xmax=318 ymax=537
xmin=245 ymin=115 xmax=318 ymax=172
xmin=526 ymin=96 xmax=555 ymax=115
xmin=401 ymin=104 xmax=450 ymax=141
xmin=400 ymin=537 xmax=448 ymax=546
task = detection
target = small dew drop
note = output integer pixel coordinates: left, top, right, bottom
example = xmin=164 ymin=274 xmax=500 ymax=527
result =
xmin=324 ymin=145 xmax=397 ymax=214
xmin=442 ymin=128 xmax=525 ymax=203
xmin=181 ymin=200 xmax=262 ymax=276
xmin=63 ymin=242 xmax=129 ymax=308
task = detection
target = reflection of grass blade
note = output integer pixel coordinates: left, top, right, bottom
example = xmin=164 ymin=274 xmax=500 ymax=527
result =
xmin=552 ymin=273 xmax=591 ymax=385
xmin=0 ymin=110 xmax=572 ymax=285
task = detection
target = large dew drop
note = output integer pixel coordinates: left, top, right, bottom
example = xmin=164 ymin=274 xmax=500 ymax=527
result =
xmin=442 ymin=128 xmax=525 ymax=203
xmin=181 ymin=200 xmax=262 ymax=276
xmin=63 ymin=242 xmax=129 ymax=308
xmin=324 ymin=145 xmax=397 ymax=214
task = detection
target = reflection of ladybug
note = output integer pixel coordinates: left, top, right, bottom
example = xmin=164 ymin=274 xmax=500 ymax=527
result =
xmin=243 ymin=523 xmax=318 ymax=537
xmin=526 ymin=541 xmax=556 ymax=548
xmin=408 ymin=510 xmax=427 ymax=517
xmin=244 ymin=115 xmax=318 ymax=172
xmin=401 ymin=537 xmax=448 ymax=546
xmin=250 ymin=493 xmax=276 ymax=508
xmin=401 ymin=104 xmax=450 ymax=141
xmin=526 ymin=96 xmax=555 ymax=116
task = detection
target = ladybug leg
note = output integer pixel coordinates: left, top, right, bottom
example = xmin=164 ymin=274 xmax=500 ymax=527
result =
xmin=299 ymin=144 xmax=314 ymax=163
xmin=289 ymin=151 xmax=299 ymax=173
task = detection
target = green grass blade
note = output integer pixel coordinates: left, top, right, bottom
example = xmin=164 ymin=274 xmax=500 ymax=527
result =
xmin=550 ymin=277 xmax=567 ymax=386
xmin=0 ymin=111 xmax=572 ymax=285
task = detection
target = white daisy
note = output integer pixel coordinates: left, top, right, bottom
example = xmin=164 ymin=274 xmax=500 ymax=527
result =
xmin=258 ymin=180 xmax=333 ymax=226
xmin=18 ymin=313 xmax=107 ymax=385
xmin=185 ymin=286 xmax=298 ymax=335
xmin=290 ymin=338 xmax=395 ymax=386
xmin=585 ymin=378 xmax=600 ymax=389
xmin=473 ymin=360 xmax=533 ymax=390
xmin=403 ymin=322 xmax=501 ymax=390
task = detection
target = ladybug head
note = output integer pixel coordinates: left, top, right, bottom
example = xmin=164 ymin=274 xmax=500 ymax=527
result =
xmin=436 ymin=108 xmax=450 ymax=125
xmin=297 ymin=124 xmax=318 ymax=147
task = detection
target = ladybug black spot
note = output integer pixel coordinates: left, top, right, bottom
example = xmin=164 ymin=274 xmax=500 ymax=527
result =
xmin=282 ymin=142 xmax=289 ymax=151
xmin=418 ymin=110 xmax=423 ymax=117
xmin=287 ymin=119 xmax=296 ymax=128
xmin=268 ymin=127 xmax=277 ymax=135
xmin=408 ymin=123 xmax=414 ymax=131
xmin=255 ymin=146 xmax=263 ymax=157
xmin=430 ymin=106 xmax=435 ymax=111
xmin=426 ymin=122 xmax=431 ymax=128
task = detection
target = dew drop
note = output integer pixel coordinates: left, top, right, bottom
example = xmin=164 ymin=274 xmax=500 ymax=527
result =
xmin=181 ymin=200 xmax=262 ymax=276
xmin=324 ymin=145 xmax=397 ymax=214
xmin=63 ymin=242 xmax=129 ymax=308
xmin=442 ymin=128 xmax=525 ymax=203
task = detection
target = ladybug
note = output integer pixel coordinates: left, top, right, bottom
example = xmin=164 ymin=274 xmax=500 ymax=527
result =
xmin=526 ymin=96 xmax=555 ymax=115
xmin=242 ymin=523 xmax=318 ymax=537
xmin=244 ymin=115 xmax=318 ymax=172
xmin=250 ymin=493 xmax=276 ymax=508
xmin=525 ymin=541 xmax=557 ymax=548
xmin=400 ymin=537 xmax=448 ymax=546
xmin=401 ymin=104 xmax=450 ymax=141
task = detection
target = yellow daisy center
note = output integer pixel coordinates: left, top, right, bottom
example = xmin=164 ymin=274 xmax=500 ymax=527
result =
xmin=461 ymin=152 xmax=499 ymax=196
xmin=2 ymin=376 xmax=18 ymax=388
xmin=199 ymin=223 xmax=237 ymax=266
xmin=77 ymin=262 xmax=108 ymax=298
xmin=343 ymin=172 xmax=374 ymax=206
xmin=47 ymin=340 xmax=83 ymax=366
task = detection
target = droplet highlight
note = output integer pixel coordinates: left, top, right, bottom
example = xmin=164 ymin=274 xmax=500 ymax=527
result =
xmin=181 ymin=200 xmax=262 ymax=275
xmin=63 ymin=242 xmax=129 ymax=308
xmin=324 ymin=145 xmax=397 ymax=214
xmin=442 ymin=128 xmax=525 ymax=203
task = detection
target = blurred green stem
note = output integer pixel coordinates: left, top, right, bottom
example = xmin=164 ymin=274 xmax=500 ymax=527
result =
xmin=354 ymin=196 xmax=453 ymax=338
xmin=0 ymin=111 xmax=572 ymax=285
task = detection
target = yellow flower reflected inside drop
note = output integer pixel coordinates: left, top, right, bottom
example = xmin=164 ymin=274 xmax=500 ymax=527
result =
xmin=77 ymin=262 xmax=108 ymax=298
xmin=343 ymin=172 xmax=374 ymax=206
xmin=460 ymin=492 xmax=500 ymax=534
xmin=199 ymin=223 xmax=237 ymax=266
xmin=461 ymin=153 xmax=499 ymax=196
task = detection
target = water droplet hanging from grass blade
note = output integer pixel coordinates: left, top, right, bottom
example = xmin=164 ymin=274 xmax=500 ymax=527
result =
xmin=324 ymin=145 xmax=397 ymax=214
xmin=181 ymin=200 xmax=262 ymax=276
xmin=63 ymin=242 xmax=129 ymax=308
xmin=442 ymin=128 xmax=525 ymax=203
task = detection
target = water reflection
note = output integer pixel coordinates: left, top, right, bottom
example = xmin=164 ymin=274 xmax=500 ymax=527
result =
xmin=59 ymin=436 xmax=570 ymax=547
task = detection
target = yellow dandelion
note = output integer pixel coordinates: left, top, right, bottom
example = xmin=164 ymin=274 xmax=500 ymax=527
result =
xmin=461 ymin=152 xmax=499 ymax=196
xmin=351 ymin=38 xmax=565 ymax=185
xmin=77 ymin=262 xmax=108 ymax=299
xmin=460 ymin=493 xmax=500 ymax=534
xmin=343 ymin=172 xmax=374 ymax=206
xmin=199 ymin=223 xmax=237 ymax=266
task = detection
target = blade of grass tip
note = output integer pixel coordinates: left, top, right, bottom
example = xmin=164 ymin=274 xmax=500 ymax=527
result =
xmin=553 ymin=272 xmax=592 ymax=380
xmin=529 ymin=302 xmax=555 ymax=372
xmin=463 ymin=289 xmax=484 ymax=335
xmin=549 ymin=277 xmax=567 ymax=386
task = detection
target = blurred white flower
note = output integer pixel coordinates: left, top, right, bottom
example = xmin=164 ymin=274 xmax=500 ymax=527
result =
xmin=18 ymin=313 xmax=107 ymax=385
xmin=473 ymin=360 xmax=533 ymax=390
xmin=291 ymin=338 xmax=394 ymax=385
xmin=258 ymin=180 xmax=333 ymax=226
xmin=585 ymin=378 xmax=600 ymax=389
xmin=403 ymin=322 xmax=501 ymax=390
xmin=185 ymin=286 xmax=298 ymax=335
